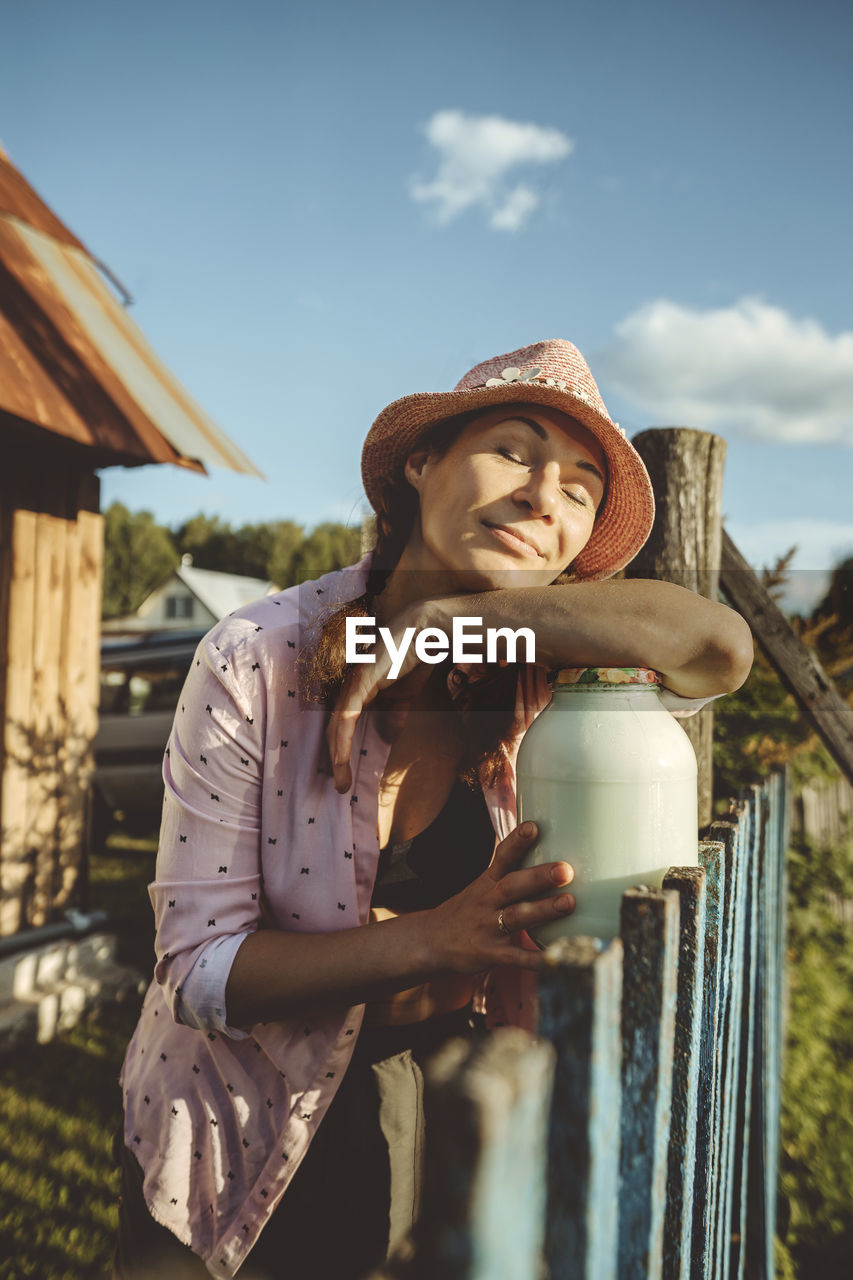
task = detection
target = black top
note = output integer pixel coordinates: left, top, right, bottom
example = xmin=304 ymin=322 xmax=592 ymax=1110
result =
xmin=371 ymin=778 xmax=496 ymax=912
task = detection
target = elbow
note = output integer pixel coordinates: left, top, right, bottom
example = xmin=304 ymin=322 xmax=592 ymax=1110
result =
xmin=711 ymin=608 xmax=754 ymax=694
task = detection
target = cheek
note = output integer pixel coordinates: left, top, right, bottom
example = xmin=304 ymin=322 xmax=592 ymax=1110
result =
xmin=556 ymin=508 xmax=596 ymax=558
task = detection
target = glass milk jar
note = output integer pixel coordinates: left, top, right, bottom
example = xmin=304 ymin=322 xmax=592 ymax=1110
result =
xmin=516 ymin=667 xmax=698 ymax=947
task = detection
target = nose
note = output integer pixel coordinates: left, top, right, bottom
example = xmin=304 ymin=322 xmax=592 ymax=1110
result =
xmin=513 ymin=462 xmax=562 ymax=519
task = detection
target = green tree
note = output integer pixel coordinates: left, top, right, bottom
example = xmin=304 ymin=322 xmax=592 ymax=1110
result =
xmin=266 ymin=521 xmax=306 ymax=588
xmin=172 ymin=514 xmax=236 ymax=573
xmin=289 ymin=522 xmax=363 ymax=583
xmin=172 ymin=515 xmax=307 ymax=584
xmin=101 ymin=502 xmax=179 ymax=618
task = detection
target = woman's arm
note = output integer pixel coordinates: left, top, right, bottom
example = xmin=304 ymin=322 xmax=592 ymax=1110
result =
xmin=225 ymin=822 xmax=573 ymax=1026
xmin=427 ymin=579 xmax=754 ymax=698
xmin=327 ymin=580 xmax=752 ymax=793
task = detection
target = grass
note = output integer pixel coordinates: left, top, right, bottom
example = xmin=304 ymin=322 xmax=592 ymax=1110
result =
xmin=0 ymin=835 xmax=155 ymax=1279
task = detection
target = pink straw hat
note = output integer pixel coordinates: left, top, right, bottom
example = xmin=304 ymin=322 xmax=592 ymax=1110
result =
xmin=361 ymin=338 xmax=655 ymax=581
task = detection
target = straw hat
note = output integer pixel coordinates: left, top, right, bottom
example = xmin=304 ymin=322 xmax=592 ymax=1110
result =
xmin=361 ymin=338 xmax=654 ymax=581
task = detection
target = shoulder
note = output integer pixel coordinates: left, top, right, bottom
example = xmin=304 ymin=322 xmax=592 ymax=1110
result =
xmin=200 ymin=555 xmax=374 ymax=672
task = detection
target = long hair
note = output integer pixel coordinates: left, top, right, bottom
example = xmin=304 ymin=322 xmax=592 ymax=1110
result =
xmin=305 ymin=409 xmax=579 ymax=785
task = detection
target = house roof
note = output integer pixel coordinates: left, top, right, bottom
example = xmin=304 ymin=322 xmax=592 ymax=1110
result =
xmin=0 ymin=148 xmax=262 ymax=476
xmin=174 ymin=565 xmax=277 ymax=618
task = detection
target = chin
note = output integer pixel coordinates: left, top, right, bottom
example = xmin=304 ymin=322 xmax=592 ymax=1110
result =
xmin=448 ymin=555 xmax=556 ymax=594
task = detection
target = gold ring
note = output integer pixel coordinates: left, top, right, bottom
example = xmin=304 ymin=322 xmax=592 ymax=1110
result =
xmin=497 ymin=908 xmax=511 ymax=937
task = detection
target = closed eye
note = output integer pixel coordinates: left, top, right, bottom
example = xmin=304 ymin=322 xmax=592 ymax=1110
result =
xmin=497 ymin=447 xmax=591 ymax=508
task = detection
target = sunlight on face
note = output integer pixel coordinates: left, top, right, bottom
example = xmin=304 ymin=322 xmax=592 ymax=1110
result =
xmin=403 ymin=405 xmax=607 ymax=592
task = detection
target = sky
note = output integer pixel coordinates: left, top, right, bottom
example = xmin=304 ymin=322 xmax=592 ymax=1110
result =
xmin=2 ymin=0 xmax=851 ymax=612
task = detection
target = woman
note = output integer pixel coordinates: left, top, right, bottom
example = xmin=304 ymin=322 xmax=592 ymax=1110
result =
xmin=114 ymin=339 xmax=752 ymax=1279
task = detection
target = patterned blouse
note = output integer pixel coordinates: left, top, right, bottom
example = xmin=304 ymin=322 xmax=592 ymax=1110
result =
xmin=119 ymin=554 xmax=713 ymax=1277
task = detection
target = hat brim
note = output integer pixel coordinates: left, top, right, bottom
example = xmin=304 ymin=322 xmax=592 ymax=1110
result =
xmin=361 ymin=382 xmax=655 ymax=581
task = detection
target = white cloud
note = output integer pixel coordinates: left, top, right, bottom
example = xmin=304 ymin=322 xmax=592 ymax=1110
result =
xmin=599 ymin=298 xmax=853 ymax=445
xmin=410 ymin=109 xmax=573 ymax=232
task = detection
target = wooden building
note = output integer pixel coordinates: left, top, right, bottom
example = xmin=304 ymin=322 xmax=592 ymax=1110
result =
xmin=0 ymin=149 xmax=260 ymax=937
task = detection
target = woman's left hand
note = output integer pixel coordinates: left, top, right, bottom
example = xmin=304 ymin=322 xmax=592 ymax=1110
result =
xmin=326 ymin=607 xmax=429 ymax=793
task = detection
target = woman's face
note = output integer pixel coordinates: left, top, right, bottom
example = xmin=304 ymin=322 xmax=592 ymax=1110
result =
xmin=403 ymin=405 xmax=607 ymax=591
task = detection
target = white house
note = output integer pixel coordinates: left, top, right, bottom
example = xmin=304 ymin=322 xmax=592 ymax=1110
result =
xmin=102 ymin=557 xmax=278 ymax=634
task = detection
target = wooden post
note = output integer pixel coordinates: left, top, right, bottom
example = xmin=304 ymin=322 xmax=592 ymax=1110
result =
xmin=409 ymin=1029 xmax=555 ymax=1280
xmin=704 ymin=813 xmax=748 ymax=1280
xmin=619 ymin=886 xmax=680 ymax=1280
xmin=661 ymin=865 xmax=707 ymax=1280
xmin=691 ymin=842 xmax=725 ymax=1280
xmin=538 ymin=936 xmax=623 ymax=1280
xmin=625 ymin=428 xmax=727 ymax=828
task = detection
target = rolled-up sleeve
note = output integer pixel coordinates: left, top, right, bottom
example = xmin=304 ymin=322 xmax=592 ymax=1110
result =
xmin=149 ymin=628 xmax=266 ymax=1038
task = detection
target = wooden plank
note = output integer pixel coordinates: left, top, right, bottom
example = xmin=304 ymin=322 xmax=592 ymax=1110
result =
xmin=720 ymin=529 xmax=853 ymax=786
xmin=619 ymin=887 xmax=680 ymax=1280
xmin=744 ymin=770 xmax=788 ymax=1279
xmin=0 ymin=503 xmax=38 ymax=935
xmin=538 ymin=936 xmax=623 ymax=1280
xmin=56 ymin=472 xmax=102 ymax=909
xmin=29 ymin=507 xmax=67 ymax=925
xmin=706 ymin=813 xmax=748 ymax=1280
xmin=701 ymin=826 xmax=736 ymax=1280
xmin=57 ymin=506 xmax=84 ymax=899
xmin=661 ymin=864 xmax=707 ymax=1280
xmin=730 ymin=794 xmax=761 ymax=1280
xmin=691 ymin=841 xmax=724 ymax=1280
xmin=410 ymin=1028 xmax=555 ymax=1280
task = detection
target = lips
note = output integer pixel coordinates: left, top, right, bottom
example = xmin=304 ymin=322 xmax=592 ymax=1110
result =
xmin=483 ymin=523 xmax=544 ymax=559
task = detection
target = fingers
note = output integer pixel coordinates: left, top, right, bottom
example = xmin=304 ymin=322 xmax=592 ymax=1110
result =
xmin=488 ymin=820 xmax=540 ymax=878
xmin=496 ymin=859 xmax=573 ymax=907
xmin=495 ymin=891 xmax=576 ymax=940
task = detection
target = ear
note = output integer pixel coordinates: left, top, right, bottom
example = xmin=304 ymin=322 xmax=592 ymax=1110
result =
xmin=403 ymin=446 xmax=431 ymax=493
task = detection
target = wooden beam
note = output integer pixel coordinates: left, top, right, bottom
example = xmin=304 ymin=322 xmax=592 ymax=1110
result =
xmin=719 ymin=529 xmax=853 ymax=787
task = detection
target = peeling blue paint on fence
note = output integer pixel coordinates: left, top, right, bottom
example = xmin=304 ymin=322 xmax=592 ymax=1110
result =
xmin=374 ymin=771 xmax=788 ymax=1280
xmin=691 ymin=839 xmax=724 ymax=1280
xmin=661 ymin=864 xmax=707 ymax=1280
xmin=618 ymin=887 xmax=680 ymax=1280
xmin=538 ymin=936 xmax=623 ymax=1280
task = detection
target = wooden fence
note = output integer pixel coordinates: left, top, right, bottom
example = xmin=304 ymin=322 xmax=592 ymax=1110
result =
xmin=374 ymin=771 xmax=788 ymax=1280
xmin=0 ymin=443 xmax=103 ymax=935
xmin=793 ymin=774 xmax=853 ymax=848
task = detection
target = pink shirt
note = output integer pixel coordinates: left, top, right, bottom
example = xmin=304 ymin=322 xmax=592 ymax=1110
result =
xmin=120 ymin=556 xmax=714 ymax=1277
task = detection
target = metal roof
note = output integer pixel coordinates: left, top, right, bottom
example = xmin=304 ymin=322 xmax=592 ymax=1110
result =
xmin=0 ymin=150 xmax=262 ymax=476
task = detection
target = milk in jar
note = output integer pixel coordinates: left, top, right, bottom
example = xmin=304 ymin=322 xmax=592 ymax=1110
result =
xmin=516 ymin=667 xmax=698 ymax=947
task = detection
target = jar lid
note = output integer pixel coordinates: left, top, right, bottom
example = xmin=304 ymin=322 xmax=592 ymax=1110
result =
xmin=552 ymin=666 xmax=661 ymax=688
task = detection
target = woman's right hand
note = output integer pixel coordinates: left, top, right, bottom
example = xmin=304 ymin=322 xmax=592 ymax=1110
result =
xmin=426 ymin=821 xmax=575 ymax=974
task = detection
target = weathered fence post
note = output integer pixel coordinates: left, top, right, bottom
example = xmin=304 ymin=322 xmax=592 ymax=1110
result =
xmin=538 ymin=937 xmax=623 ymax=1280
xmin=406 ymin=1028 xmax=555 ymax=1280
xmin=619 ymin=887 xmax=680 ymax=1280
xmin=661 ymin=865 xmax=707 ymax=1280
xmin=625 ymin=428 xmax=727 ymax=828
xmin=691 ymin=841 xmax=725 ymax=1280
xmin=744 ymin=770 xmax=789 ymax=1280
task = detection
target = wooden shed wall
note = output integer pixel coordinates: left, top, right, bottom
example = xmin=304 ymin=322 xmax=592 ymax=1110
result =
xmin=0 ymin=437 xmax=102 ymax=935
